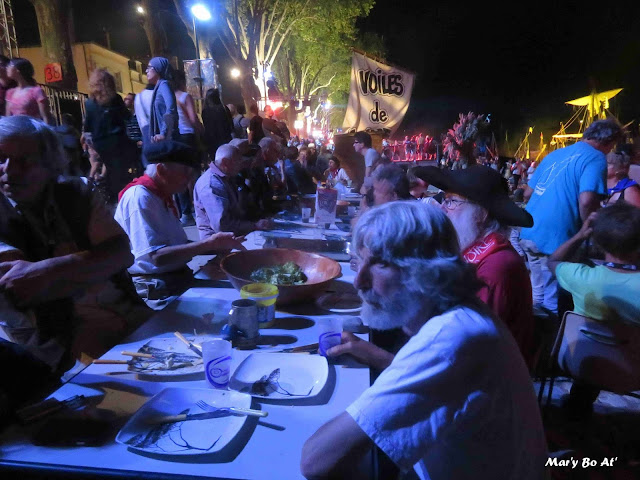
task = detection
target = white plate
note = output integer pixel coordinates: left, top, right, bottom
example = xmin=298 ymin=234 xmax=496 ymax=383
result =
xmin=116 ymin=387 xmax=252 ymax=456
xmin=316 ymin=292 xmax=362 ymax=313
xmin=229 ymin=353 xmax=328 ymax=399
xmin=125 ymin=334 xmax=217 ymax=377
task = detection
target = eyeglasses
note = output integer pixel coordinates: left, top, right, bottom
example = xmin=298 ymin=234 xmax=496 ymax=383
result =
xmin=442 ymin=197 xmax=472 ymax=210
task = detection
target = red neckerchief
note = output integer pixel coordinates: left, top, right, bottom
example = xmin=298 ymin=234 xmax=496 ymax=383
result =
xmin=118 ymin=174 xmax=179 ymax=218
xmin=462 ymin=232 xmax=511 ymax=264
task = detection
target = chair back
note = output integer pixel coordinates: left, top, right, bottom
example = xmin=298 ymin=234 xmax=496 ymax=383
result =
xmin=555 ymin=312 xmax=640 ymax=393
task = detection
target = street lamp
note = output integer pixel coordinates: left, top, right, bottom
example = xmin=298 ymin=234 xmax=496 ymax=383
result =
xmin=136 ymin=5 xmax=145 ymax=14
xmin=230 ymin=68 xmax=241 ymax=79
xmin=191 ymin=3 xmax=212 ymax=59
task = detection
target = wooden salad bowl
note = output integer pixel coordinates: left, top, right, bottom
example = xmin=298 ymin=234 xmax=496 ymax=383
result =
xmin=220 ymin=248 xmax=342 ymax=306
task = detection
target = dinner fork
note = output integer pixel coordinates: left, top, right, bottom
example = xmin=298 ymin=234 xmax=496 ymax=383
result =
xmin=195 ymin=400 xmax=268 ymax=418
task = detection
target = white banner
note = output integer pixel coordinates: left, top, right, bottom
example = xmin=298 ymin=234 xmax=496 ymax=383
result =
xmin=342 ymin=52 xmax=415 ymax=133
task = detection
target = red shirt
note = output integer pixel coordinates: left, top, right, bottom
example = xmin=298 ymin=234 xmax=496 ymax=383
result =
xmin=468 ymin=238 xmax=535 ymax=370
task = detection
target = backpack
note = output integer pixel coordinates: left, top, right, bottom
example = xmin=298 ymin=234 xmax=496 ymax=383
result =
xmin=233 ymin=114 xmax=248 ymax=139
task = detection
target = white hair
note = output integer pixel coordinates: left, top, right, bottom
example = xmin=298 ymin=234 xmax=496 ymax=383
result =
xmin=353 ymin=201 xmax=482 ymax=316
xmin=0 ymin=115 xmax=69 ymax=174
xmin=214 ymin=144 xmax=239 ymax=166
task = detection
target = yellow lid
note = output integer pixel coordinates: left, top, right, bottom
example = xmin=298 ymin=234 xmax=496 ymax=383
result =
xmin=240 ymin=283 xmax=279 ymax=298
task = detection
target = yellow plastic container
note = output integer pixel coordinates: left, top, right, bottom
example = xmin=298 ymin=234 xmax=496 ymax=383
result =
xmin=240 ymin=283 xmax=279 ymax=327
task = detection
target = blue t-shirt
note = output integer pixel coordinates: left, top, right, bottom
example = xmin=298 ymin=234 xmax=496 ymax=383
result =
xmin=520 ymin=141 xmax=606 ymax=254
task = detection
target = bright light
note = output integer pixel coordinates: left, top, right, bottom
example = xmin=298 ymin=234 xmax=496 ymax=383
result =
xmin=191 ymin=4 xmax=212 ymax=21
xmin=324 ymin=100 xmax=332 ymax=109
xmin=230 ymin=68 xmax=241 ymax=79
xmin=294 ymin=120 xmax=303 ymax=130
xmin=136 ymin=5 xmax=145 ymax=14
xmin=312 ymin=130 xmax=323 ymax=138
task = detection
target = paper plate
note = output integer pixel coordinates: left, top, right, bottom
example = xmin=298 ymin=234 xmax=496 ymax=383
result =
xmin=229 ymin=353 xmax=328 ymax=399
xmin=116 ymin=387 xmax=252 ymax=455
xmin=315 ymin=292 xmax=362 ymax=313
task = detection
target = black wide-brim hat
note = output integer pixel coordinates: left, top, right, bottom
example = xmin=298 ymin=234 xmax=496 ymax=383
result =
xmin=412 ymin=165 xmax=534 ymax=227
xmin=143 ymin=140 xmax=199 ymax=170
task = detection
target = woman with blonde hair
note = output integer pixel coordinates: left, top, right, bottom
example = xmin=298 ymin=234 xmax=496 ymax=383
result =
xmin=5 ymin=57 xmax=52 ymax=124
xmin=83 ymin=68 xmax=139 ymax=203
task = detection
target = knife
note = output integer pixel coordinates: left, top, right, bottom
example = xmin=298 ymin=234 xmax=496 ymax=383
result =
xmin=147 ymin=408 xmax=268 ymax=424
xmin=173 ymin=332 xmax=203 ymax=357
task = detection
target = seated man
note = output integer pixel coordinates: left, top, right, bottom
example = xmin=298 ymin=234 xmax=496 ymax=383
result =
xmin=116 ymin=141 xmax=245 ymax=309
xmin=283 ymin=146 xmax=316 ymax=194
xmin=548 ymin=202 xmax=640 ymax=417
xmin=371 ymin=163 xmax=412 ymax=205
xmin=0 ymin=115 xmax=150 ymax=374
xmin=411 ymin=165 xmax=537 ymax=368
xmin=301 ymin=201 xmax=547 ymax=479
xmin=194 ymin=143 xmax=272 ymax=238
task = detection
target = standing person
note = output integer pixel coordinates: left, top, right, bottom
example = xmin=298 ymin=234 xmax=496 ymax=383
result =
xmin=511 ymin=158 xmax=527 ymax=188
xmin=353 ymin=131 xmax=380 ymax=184
xmin=146 ymin=57 xmax=178 ymax=143
xmin=134 ymin=84 xmax=154 ymax=166
xmin=173 ymin=70 xmax=203 ymax=225
xmin=247 ymin=103 xmax=264 ymax=145
xmin=5 ymin=58 xmax=52 ymax=124
xmin=83 ymin=69 xmax=138 ymax=204
xmin=0 ymin=55 xmax=16 ymax=117
xmin=202 ymin=88 xmax=232 ymax=159
xmin=301 ymin=201 xmax=547 ymax=480
xmin=124 ymin=93 xmax=142 ymax=146
xmin=521 ymin=119 xmax=624 ymax=314
xmin=124 ymin=93 xmax=143 ymax=173
xmin=229 ymin=103 xmax=249 ymax=139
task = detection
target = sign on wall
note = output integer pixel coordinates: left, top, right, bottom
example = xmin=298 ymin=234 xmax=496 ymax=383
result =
xmin=44 ymin=63 xmax=63 ymax=83
xmin=342 ymin=52 xmax=415 ymax=134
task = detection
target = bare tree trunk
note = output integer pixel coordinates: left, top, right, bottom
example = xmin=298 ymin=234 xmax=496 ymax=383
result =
xmin=140 ymin=0 xmax=169 ymax=58
xmin=29 ymin=0 xmax=77 ymax=90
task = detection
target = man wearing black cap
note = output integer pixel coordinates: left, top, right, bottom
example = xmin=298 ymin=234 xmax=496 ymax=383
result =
xmin=412 ymin=165 xmax=536 ymax=368
xmin=115 ymin=141 xmax=245 ymax=308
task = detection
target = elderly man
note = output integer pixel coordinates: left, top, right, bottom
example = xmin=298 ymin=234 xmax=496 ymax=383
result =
xmin=301 ymin=201 xmax=547 ymax=480
xmin=115 ymin=141 xmax=244 ymax=309
xmin=412 ymin=165 xmax=536 ymax=368
xmin=372 ymin=164 xmax=412 ymax=205
xmin=0 ymin=115 xmax=150 ymax=373
xmin=520 ymin=119 xmax=624 ymax=314
xmin=194 ymin=143 xmax=272 ymax=238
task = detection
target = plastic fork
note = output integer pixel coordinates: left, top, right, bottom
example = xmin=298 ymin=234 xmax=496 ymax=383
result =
xmin=195 ymin=400 xmax=268 ymax=418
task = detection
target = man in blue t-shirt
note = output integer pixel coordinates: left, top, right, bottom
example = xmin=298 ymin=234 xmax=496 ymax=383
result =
xmin=520 ymin=119 xmax=623 ymax=314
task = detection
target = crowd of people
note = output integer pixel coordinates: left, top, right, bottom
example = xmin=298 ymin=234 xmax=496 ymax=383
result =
xmin=0 ymin=55 xmax=639 ymax=478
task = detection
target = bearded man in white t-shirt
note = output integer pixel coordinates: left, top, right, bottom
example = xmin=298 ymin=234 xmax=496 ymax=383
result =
xmin=301 ymin=201 xmax=547 ymax=480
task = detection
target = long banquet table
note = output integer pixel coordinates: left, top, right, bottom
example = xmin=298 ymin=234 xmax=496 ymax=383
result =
xmin=0 ymin=222 xmax=373 ymax=480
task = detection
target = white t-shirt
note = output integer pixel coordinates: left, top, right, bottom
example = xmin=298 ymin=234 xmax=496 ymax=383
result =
xmin=364 ymin=147 xmax=380 ymax=169
xmin=347 ymin=306 xmax=547 ymax=480
xmin=134 ymin=89 xmax=154 ymax=129
xmin=114 ymin=185 xmax=188 ymax=275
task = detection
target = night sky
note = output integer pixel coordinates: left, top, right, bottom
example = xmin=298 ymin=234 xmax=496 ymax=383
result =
xmin=13 ymin=0 xmax=640 ymax=143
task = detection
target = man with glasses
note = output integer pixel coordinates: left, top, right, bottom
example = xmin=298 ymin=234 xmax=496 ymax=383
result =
xmin=414 ymin=165 xmax=536 ymax=369
xmin=352 ymin=131 xmax=380 ymax=181
xmin=329 ymin=165 xmax=537 ymax=372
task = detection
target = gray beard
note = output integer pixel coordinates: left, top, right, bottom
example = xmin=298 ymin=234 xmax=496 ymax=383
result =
xmin=359 ymin=288 xmax=423 ymax=331
xmin=449 ymin=217 xmax=484 ymax=251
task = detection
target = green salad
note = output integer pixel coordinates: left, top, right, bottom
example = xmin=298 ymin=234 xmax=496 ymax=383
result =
xmin=250 ymin=262 xmax=308 ymax=285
